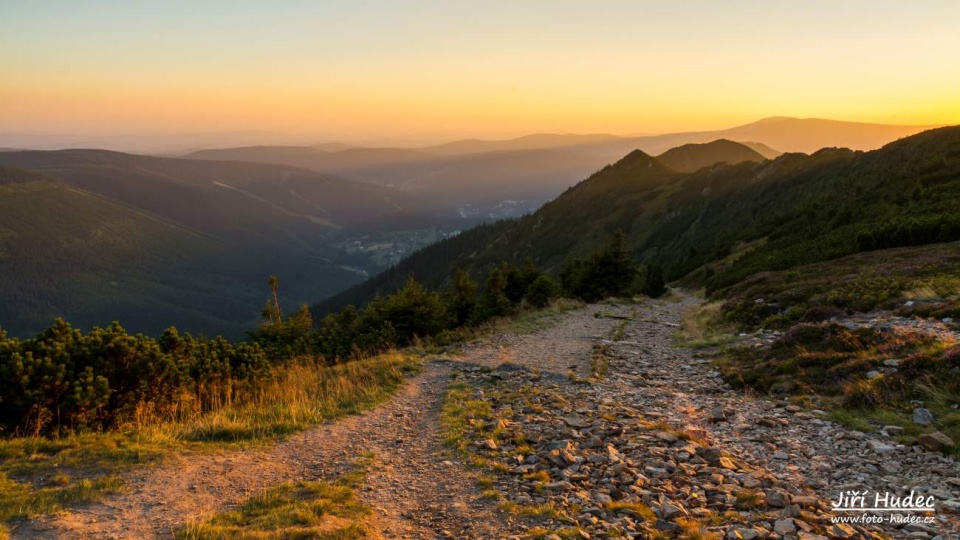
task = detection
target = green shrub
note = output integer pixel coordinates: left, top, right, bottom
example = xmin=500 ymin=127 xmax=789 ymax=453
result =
xmin=526 ymin=275 xmax=560 ymax=308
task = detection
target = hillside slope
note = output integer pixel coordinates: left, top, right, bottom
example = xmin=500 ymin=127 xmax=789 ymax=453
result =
xmin=0 ymin=169 xmax=272 ymax=337
xmin=0 ymin=154 xmax=424 ymax=337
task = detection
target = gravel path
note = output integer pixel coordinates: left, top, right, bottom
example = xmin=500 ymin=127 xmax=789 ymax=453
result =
xmin=453 ymin=296 xmax=960 ymax=539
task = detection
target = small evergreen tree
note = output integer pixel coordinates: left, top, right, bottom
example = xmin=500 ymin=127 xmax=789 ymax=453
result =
xmin=642 ymin=262 xmax=667 ymax=298
xmin=475 ymin=267 xmax=513 ymax=322
xmin=560 ymin=231 xmax=638 ymax=302
xmin=448 ymin=269 xmax=477 ymax=326
xmin=264 ymin=275 xmax=283 ymax=325
xmin=526 ymin=274 xmax=560 ymax=308
xmin=381 ymin=277 xmax=448 ymax=345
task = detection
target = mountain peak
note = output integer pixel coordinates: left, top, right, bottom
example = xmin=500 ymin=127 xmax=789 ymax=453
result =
xmin=656 ymin=139 xmax=766 ymax=173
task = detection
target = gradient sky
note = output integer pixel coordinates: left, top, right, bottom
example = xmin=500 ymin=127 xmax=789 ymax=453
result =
xmin=3 ymin=0 xmax=959 ymax=141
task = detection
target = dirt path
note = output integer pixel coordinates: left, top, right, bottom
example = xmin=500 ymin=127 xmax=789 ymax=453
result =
xmin=461 ymin=304 xmax=617 ymax=375
xmin=11 ymin=363 xmax=509 ymax=539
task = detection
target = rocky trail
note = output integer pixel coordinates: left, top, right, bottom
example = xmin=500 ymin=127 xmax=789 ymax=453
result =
xmin=10 ymin=296 xmax=960 ymax=539
xmin=453 ymin=297 xmax=960 ymax=539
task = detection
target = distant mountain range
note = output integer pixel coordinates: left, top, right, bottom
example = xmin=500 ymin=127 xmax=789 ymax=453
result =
xmin=0 ymin=117 xmax=948 ymax=338
xmin=181 ymin=117 xmax=935 ymax=218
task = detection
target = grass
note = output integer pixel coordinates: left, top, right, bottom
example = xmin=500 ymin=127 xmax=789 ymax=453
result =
xmin=604 ymin=501 xmax=656 ymax=521
xmin=177 ymin=454 xmax=374 ymax=540
xmin=826 ymin=384 xmax=960 ymax=454
xmin=507 ymin=298 xmax=583 ymax=335
xmin=512 ymin=502 xmax=565 ymax=520
xmin=0 ymin=353 xmax=418 ymax=529
xmin=0 ymin=474 xmax=125 ymax=522
xmin=524 ymin=526 xmax=586 ymax=539
xmin=480 ymin=489 xmax=502 ymax=500
xmin=475 ymin=474 xmax=495 ymax=489
xmin=610 ymin=319 xmax=628 ymax=341
xmin=675 ymin=301 xmax=736 ymax=349
xmin=718 ymin=242 xmax=960 ymax=329
xmin=733 ymin=489 xmax=763 ymax=510
xmin=440 ymin=381 xmax=495 ymax=453
xmin=714 ymin=297 xmax=960 ymax=454
xmin=676 ymin=518 xmax=723 ymax=540
xmin=182 ymin=354 xmax=419 ymax=443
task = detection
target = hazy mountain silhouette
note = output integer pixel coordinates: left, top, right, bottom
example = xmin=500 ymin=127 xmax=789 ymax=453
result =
xmin=181 ymin=117 xmax=932 ymax=218
xmin=421 ymin=133 xmax=621 ymax=155
xmin=739 ymin=142 xmax=782 ymax=159
xmin=184 ymin=146 xmax=606 ymax=217
xmin=185 ymin=146 xmax=433 ymax=175
xmin=569 ymin=117 xmax=937 ymax=158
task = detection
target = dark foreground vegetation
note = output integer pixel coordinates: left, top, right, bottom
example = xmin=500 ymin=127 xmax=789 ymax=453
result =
xmin=682 ymin=242 xmax=960 ymax=454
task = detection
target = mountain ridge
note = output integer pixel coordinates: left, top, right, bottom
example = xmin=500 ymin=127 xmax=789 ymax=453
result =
xmin=315 ymin=125 xmax=960 ymax=314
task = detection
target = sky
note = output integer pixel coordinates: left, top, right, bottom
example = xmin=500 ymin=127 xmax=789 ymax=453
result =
xmin=2 ymin=0 xmax=960 ymax=143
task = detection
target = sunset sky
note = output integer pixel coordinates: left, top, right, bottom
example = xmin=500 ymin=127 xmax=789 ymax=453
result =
xmin=3 ymin=1 xmax=959 ymax=142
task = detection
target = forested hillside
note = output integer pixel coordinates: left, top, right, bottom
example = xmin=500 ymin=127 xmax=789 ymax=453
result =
xmin=0 ymin=166 xmax=364 ymax=338
xmin=0 ymin=152 xmax=443 ymax=338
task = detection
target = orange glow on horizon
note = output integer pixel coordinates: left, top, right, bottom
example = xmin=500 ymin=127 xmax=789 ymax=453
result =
xmin=3 ymin=2 xmax=959 ymax=140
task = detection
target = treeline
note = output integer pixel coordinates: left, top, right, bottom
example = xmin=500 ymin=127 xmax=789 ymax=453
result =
xmin=856 ymin=213 xmax=960 ymax=251
xmin=1 ymin=232 xmax=663 ymax=436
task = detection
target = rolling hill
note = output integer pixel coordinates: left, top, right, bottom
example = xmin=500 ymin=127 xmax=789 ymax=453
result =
xmin=0 ymin=153 xmax=452 ymax=338
xmin=316 ymin=126 xmax=960 ymax=313
xmin=184 ymin=146 xmax=434 ymax=177
xmin=0 ymin=167 xmax=259 ymax=337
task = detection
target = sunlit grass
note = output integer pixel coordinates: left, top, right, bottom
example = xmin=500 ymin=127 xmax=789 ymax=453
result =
xmin=0 ymin=354 xmax=418 ymax=526
xmin=675 ymin=301 xmax=736 ymax=349
xmin=440 ymin=381 xmax=494 ymax=452
xmin=177 ymin=455 xmax=373 ymax=540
